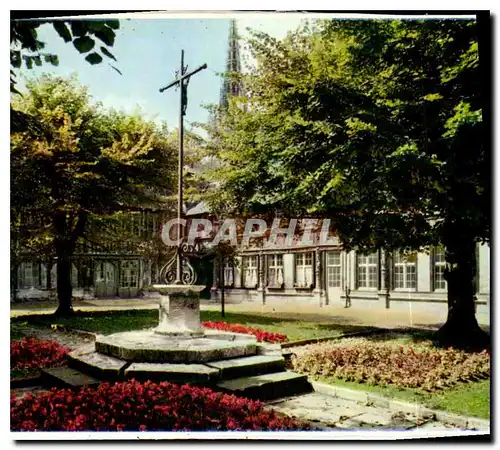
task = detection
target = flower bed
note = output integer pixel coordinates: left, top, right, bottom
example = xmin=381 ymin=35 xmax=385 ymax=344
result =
xmin=11 ymin=380 xmax=305 ymax=431
xmin=202 ymin=321 xmax=288 ymax=343
xmin=11 ymin=337 xmax=69 ymax=374
xmin=291 ymin=340 xmax=490 ymax=391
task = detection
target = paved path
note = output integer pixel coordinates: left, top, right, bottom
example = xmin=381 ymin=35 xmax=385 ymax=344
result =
xmin=266 ymin=392 xmax=488 ymax=433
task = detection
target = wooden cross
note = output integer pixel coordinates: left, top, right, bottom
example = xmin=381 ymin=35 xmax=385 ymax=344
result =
xmin=159 ymin=49 xmax=207 ymax=284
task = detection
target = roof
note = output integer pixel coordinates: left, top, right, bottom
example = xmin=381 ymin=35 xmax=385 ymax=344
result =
xmin=185 ymin=201 xmax=210 ymax=216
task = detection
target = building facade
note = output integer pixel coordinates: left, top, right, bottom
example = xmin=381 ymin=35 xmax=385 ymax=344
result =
xmin=210 ymin=239 xmax=490 ymax=312
xmin=12 ymin=209 xmax=168 ymax=301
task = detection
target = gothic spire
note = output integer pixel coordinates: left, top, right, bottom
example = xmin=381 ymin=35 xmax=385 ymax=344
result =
xmin=219 ymin=19 xmax=242 ymax=110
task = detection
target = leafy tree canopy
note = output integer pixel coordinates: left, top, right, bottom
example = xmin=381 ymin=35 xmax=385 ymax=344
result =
xmin=11 ymin=74 xmax=177 ymax=314
xmin=203 ymin=18 xmax=489 ymax=347
xmin=11 ymin=18 xmax=121 ymax=94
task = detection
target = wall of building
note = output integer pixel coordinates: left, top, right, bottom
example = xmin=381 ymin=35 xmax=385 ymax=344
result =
xmin=211 ymin=244 xmax=490 ymax=310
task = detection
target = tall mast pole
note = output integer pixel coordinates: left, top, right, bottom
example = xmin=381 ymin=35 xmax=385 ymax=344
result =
xmin=176 ymin=49 xmax=185 ymax=284
xmin=159 ymin=50 xmax=207 ymax=284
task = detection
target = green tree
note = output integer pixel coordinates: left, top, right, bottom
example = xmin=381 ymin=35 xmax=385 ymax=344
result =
xmin=11 ymin=75 xmax=176 ymax=315
xmin=11 ymin=18 xmax=120 ymax=92
xmin=10 ymin=18 xmax=121 ymax=134
xmin=204 ymin=19 xmax=489 ymax=348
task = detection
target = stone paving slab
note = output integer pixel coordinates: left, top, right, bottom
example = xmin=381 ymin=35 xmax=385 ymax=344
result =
xmin=69 ymin=343 xmax=96 ymax=357
xmin=68 ymin=350 xmax=129 ymax=378
xmin=41 ymin=367 xmax=101 ymax=388
xmin=267 ymin=391 xmax=488 ymax=432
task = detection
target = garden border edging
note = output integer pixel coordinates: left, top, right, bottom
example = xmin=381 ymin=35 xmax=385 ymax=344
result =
xmin=310 ymin=381 xmax=490 ymax=430
xmin=281 ymin=327 xmax=390 ymax=349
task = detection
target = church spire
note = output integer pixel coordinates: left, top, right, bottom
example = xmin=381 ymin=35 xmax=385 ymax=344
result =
xmin=219 ymin=19 xmax=242 ymax=109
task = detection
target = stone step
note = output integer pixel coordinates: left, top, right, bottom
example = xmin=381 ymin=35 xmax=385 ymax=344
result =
xmin=206 ymin=355 xmax=285 ymax=380
xmin=256 ymin=343 xmax=283 ymax=356
xmin=125 ymin=362 xmax=219 ymax=384
xmin=68 ymin=349 xmax=129 ymax=380
xmin=216 ymin=371 xmax=312 ymax=401
xmin=41 ymin=367 xmax=101 ymax=389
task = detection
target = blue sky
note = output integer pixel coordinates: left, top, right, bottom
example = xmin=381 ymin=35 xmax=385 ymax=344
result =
xmin=16 ymin=14 xmax=308 ymax=134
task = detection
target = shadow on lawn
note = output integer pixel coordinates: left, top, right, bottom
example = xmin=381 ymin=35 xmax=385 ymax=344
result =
xmin=413 ymin=322 xmax=491 ymax=335
xmin=358 ymin=328 xmax=437 ymax=344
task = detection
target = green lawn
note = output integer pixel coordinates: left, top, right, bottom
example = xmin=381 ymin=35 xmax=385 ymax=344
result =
xmin=315 ymin=376 xmax=490 ymax=419
xmin=15 ymin=309 xmax=377 ymax=342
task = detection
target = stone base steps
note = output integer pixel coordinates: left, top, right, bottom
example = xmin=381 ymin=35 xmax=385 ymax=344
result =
xmin=67 ymin=343 xmax=288 ymax=385
xmin=56 ymin=342 xmax=312 ymax=401
xmin=216 ymin=371 xmax=313 ymax=401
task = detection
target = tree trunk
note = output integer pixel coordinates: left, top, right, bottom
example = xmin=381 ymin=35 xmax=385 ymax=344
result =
xmin=52 ymin=211 xmax=87 ymax=316
xmin=435 ymin=237 xmax=489 ymax=350
xmin=54 ymin=247 xmax=74 ymax=316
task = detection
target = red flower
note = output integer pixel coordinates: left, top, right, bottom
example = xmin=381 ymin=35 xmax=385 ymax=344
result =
xmin=202 ymin=321 xmax=288 ymax=343
xmin=11 ymin=379 xmax=305 ymax=432
xmin=11 ymin=337 xmax=69 ymax=372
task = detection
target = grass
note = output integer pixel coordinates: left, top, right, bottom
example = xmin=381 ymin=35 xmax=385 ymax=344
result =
xmin=315 ymin=376 xmax=490 ymax=419
xmin=14 ymin=309 xmax=377 ymax=342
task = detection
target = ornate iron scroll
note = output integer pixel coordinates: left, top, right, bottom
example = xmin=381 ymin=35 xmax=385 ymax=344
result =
xmin=159 ymin=238 xmax=202 ymax=285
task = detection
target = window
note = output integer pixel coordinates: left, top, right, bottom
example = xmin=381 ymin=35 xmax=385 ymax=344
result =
xmin=223 ymin=261 xmax=234 ymax=287
xmin=147 ymin=214 xmax=157 ymax=236
xmin=96 ymin=262 xmax=106 ymax=282
xmin=268 ymin=254 xmax=284 ymax=287
xmin=121 ymin=261 xmax=139 ymax=288
xmin=96 ymin=262 xmax=115 ymax=283
xmin=357 ymin=252 xmax=378 ymax=288
xmin=393 ymin=252 xmax=417 ymax=290
xmin=242 ymin=255 xmax=258 ymax=288
xmin=71 ymin=263 xmax=79 ymax=287
xmin=130 ymin=213 xmax=141 ymax=237
xmin=18 ymin=262 xmax=39 ymax=289
xmin=327 ymin=252 xmax=341 ymax=288
xmin=295 ymin=252 xmax=313 ymax=288
xmin=433 ymin=247 xmax=447 ymax=291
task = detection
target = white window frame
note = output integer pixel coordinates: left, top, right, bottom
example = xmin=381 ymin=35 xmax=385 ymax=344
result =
xmin=223 ymin=261 xmax=235 ymax=287
xmin=294 ymin=252 xmax=314 ymax=288
xmin=267 ymin=254 xmax=284 ymax=288
xmin=393 ymin=251 xmax=417 ymax=291
xmin=242 ymin=255 xmax=258 ymax=288
xmin=433 ymin=247 xmax=447 ymax=292
xmin=326 ymin=251 xmax=342 ymax=288
xmin=356 ymin=252 xmax=378 ymax=289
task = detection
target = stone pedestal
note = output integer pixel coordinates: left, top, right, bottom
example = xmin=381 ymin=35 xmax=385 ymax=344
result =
xmin=152 ymin=285 xmax=206 ymax=336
